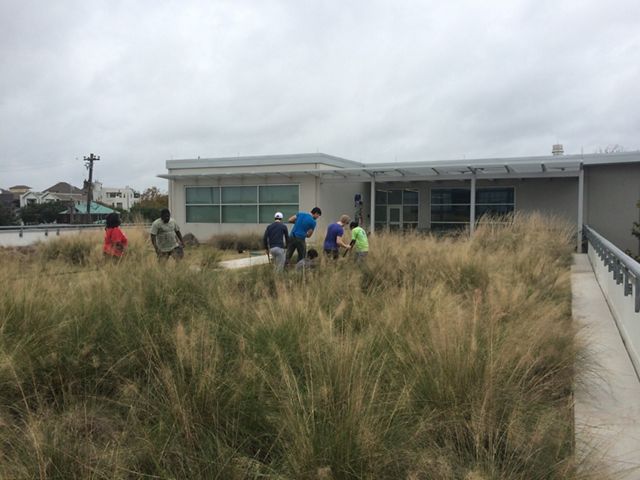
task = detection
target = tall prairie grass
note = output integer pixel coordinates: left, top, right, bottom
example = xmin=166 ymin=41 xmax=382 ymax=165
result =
xmin=0 ymin=214 xmax=605 ymax=479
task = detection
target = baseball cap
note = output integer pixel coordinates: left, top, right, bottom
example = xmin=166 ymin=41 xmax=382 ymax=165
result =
xmin=274 ymin=212 xmax=283 ymax=219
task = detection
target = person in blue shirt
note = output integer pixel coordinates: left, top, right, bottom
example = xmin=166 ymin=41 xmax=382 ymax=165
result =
xmin=323 ymin=214 xmax=352 ymax=259
xmin=286 ymin=207 xmax=322 ymax=265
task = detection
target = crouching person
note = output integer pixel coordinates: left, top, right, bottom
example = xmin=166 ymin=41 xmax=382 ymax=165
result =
xmin=296 ymin=248 xmax=319 ymax=272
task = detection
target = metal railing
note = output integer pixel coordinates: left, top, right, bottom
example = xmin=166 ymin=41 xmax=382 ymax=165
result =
xmin=0 ymin=223 xmax=105 ymax=238
xmin=584 ymin=225 xmax=640 ymax=312
xmin=0 ymin=223 xmax=151 ymax=247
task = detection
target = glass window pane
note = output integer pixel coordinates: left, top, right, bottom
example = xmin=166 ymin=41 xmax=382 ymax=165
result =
xmin=222 ymin=186 xmax=257 ymax=204
xmin=389 ymin=207 xmax=401 ymax=222
xmin=431 ymin=188 xmax=470 ymax=204
xmin=375 ymin=205 xmax=387 ymax=222
xmin=431 ymin=205 xmax=470 ymax=222
xmin=186 ymin=206 xmax=220 ymax=223
xmin=403 ymin=205 xmax=419 ymax=222
xmin=259 ymin=185 xmax=298 ymax=203
xmin=376 ymin=190 xmax=388 ymax=205
xmin=186 ymin=187 xmax=217 ymax=204
xmin=259 ymin=204 xmax=298 ymax=223
xmin=222 ymin=205 xmax=257 ymax=223
xmin=403 ymin=189 xmax=419 ymax=205
xmin=388 ymin=190 xmax=403 ymax=204
xmin=476 ymin=188 xmax=514 ymax=204
xmin=430 ymin=222 xmax=468 ymax=232
xmin=476 ymin=204 xmax=515 ymax=218
xmin=374 ymin=222 xmax=387 ymax=231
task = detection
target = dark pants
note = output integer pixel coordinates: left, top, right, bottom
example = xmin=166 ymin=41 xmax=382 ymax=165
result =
xmin=157 ymin=246 xmax=184 ymax=261
xmin=286 ymin=236 xmax=306 ymax=264
xmin=324 ymin=248 xmax=339 ymax=259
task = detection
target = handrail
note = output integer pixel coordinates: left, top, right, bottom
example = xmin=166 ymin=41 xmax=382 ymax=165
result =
xmin=584 ymin=224 xmax=640 ymax=313
xmin=0 ymin=223 xmax=151 ymax=239
xmin=0 ymin=223 xmax=149 ymax=230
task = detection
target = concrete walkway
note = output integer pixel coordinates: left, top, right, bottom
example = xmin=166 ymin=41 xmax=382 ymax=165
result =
xmin=219 ymin=254 xmax=270 ymax=269
xmin=572 ymin=253 xmax=640 ymax=479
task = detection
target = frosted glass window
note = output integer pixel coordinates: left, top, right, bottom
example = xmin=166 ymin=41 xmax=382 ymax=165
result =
xmin=222 ymin=205 xmax=257 ymax=223
xmin=259 ymin=205 xmax=298 ymax=223
xmin=186 ymin=187 xmax=219 ymax=204
xmin=259 ymin=185 xmax=298 ymax=203
xmin=186 ymin=206 xmax=220 ymax=223
xmin=221 ymin=186 xmax=257 ymax=204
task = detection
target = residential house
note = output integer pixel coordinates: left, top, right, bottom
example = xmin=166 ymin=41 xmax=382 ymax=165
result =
xmin=92 ymin=181 xmax=140 ymax=211
xmin=58 ymin=201 xmax=116 ymax=224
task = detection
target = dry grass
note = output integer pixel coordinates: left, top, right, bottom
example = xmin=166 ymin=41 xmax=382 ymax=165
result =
xmin=0 ymin=213 xmax=608 ymax=479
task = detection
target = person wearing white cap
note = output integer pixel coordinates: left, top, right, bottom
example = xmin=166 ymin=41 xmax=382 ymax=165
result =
xmin=262 ymin=211 xmax=289 ymax=271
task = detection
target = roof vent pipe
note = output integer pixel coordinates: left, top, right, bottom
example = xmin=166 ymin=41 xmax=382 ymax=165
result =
xmin=552 ymin=144 xmax=564 ymax=156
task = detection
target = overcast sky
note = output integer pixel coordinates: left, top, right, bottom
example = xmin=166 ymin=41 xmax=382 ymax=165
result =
xmin=1 ymin=0 xmax=639 ymax=192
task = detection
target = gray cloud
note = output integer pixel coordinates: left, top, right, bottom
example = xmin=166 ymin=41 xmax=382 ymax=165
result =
xmin=1 ymin=0 xmax=639 ymax=191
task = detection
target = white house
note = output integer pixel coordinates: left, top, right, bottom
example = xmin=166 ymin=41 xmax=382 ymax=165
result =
xmin=92 ymin=182 xmax=140 ymax=211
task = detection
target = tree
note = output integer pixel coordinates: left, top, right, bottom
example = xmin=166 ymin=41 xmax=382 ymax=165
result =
xmin=0 ymin=203 xmax=17 ymax=226
xmin=129 ymin=186 xmax=168 ymax=221
xmin=19 ymin=201 xmax=68 ymax=224
xmin=596 ymin=144 xmax=625 ymax=154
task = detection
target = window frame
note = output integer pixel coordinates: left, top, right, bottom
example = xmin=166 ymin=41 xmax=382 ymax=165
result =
xmin=430 ymin=186 xmax=516 ymax=230
xmin=185 ymin=184 xmax=300 ymax=224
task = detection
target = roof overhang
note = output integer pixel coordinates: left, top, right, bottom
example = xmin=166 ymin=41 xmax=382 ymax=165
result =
xmin=158 ymin=151 xmax=640 ymax=184
xmin=158 ymin=160 xmax=582 ymax=183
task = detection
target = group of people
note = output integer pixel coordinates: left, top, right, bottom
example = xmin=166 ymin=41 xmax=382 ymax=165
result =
xmin=102 ymin=208 xmax=184 ymax=261
xmin=262 ymin=207 xmax=369 ymax=272
xmin=102 ymin=206 xmax=370 ymax=271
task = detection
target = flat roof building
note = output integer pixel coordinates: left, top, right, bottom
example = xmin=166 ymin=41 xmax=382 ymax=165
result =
xmin=159 ymin=151 xmax=640 ymax=254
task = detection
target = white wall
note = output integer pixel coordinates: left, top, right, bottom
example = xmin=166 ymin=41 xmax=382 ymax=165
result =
xmin=588 ymin=243 xmax=640 ymax=377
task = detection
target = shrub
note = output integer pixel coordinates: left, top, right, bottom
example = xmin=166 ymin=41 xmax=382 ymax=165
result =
xmin=0 ymin=214 xmax=606 ymax=479
xmin=208 ymin=232 xmax=263 ymax=252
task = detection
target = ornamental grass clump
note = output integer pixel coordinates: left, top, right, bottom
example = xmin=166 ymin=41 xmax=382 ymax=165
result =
xmin=0 ymin=213 xmax=609 ymax=479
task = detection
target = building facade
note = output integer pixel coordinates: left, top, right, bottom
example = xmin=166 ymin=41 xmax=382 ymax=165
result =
xmin=159 ymin=152 xmax=640 ymax=253
xmin=92 ymin=182 xmax=140 ymax=211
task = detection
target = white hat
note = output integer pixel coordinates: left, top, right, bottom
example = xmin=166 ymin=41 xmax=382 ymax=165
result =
xmin=274 ymin=212 xmax=283 ymax=219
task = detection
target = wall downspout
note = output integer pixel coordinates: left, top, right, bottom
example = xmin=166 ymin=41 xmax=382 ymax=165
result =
xmin=578 ymin=164 xmax=584 ymax=253
xmin=470 ymin=172 xmax=477 ymax=236
xmin=370 ymin=175 xmax=376 ymax=234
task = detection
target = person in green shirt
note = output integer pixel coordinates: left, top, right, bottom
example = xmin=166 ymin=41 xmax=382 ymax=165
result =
xmin=348 ymin=221 xmax=369 ymax=262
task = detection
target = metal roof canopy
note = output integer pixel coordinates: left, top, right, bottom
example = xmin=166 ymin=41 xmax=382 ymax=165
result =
xmin=158 ymin=151 xmax=640 ymax=183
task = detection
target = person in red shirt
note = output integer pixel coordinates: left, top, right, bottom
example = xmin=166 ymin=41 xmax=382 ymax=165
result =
xmin=103 ymin=212 xmax=128 ymax=261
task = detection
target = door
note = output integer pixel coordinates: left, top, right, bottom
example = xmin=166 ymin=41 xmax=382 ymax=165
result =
xmin=388 ymin=206 xmax=402 ymax=231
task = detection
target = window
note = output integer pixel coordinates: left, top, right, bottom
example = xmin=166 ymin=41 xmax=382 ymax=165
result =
xmin=185 ymin=185 xmax=299 ymax=224
xmin=430 ymin=187 xmax=515 ymax=231
xmin=375 ymin=188 xmax=419 ymax=231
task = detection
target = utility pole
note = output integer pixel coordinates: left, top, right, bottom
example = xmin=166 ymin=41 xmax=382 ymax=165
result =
xmin=84 ymin=153 xmax=100 ymax=217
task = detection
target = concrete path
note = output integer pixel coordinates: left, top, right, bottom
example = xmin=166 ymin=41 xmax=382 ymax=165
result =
xmin=219 ymin=254 xmax=270 ymax=269
xmin=572 ymin=253 xmax=640 ymax=479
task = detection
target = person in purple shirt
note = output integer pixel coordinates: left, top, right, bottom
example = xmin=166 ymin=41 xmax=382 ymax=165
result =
xmin=286 ymin=207 xmax=322 ymax=265
xmin=323 ymin=214 xmax=352 ymax=259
